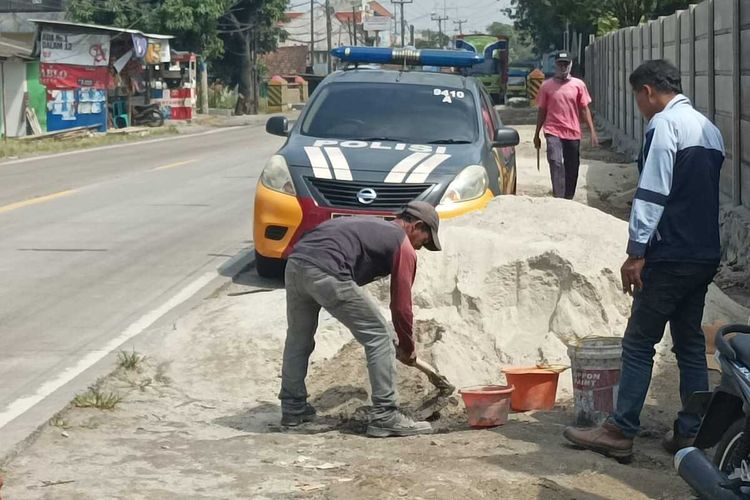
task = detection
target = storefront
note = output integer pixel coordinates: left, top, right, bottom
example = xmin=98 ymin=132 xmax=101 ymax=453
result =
xmin=30 ymin=20 xmax=195 ymax=132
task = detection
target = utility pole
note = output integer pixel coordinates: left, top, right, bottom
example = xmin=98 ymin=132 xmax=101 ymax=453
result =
xmin=453 ymin=19 xmax=467 ymax=36
xmin=391 ymin=0 xmax=412 ymax=48
xmin=431 ymin=12 xmax=449 ymax=48
xmin=326 ymin=0 xmax=332 ymax=73
xmin=310 ymin=0 xmax=315 ymax=72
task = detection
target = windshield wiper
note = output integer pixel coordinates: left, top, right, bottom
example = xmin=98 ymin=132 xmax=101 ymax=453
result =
xmin=427 ymin=139 xmax=472 ymax=145
xmin=354 ymin=137 xmax=406 ymax=142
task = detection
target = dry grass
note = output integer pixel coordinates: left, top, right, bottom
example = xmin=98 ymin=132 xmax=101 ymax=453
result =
xmin=0 ymin=126 xmax=178 ymax=160
xmin=72 ymin=387 xmax=122 ymax=410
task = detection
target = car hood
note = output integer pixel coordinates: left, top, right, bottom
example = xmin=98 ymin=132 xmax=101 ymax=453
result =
xmin=279 ymin=135 xmax=483 ymax=184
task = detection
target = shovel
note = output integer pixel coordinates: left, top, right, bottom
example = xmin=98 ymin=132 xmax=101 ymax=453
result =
xmin=410 ymin=358 xmax=457 ymax=421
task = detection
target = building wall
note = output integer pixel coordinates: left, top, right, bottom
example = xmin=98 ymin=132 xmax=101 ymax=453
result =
xmin=1 ymin=60 xmax=27 ymax=137
xmin=26 ymin=61 xmax=47 ymax=132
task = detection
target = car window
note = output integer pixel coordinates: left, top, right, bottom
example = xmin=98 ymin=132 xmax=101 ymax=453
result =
xmin=300 ymin=82 xmax=478 ymax=144
xmin=478 ymin=88 xmax=497 ymax=140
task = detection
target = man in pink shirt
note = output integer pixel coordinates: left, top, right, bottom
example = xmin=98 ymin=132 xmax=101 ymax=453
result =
xmin=533 ymin=52 xmax=598 ymax=199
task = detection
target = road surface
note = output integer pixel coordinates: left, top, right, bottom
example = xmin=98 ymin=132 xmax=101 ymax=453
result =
xmin=0 ymin=125 xmax=283 ymax=459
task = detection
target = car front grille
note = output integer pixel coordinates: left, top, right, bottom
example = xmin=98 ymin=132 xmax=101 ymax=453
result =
xmin=306 ymin=178 xmax=434 ymax=210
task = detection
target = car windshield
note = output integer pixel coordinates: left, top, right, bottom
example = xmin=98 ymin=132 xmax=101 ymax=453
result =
xmin=300 ymin=82 xmax=478 ymax=144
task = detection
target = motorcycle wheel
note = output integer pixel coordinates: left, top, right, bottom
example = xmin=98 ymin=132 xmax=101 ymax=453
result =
xmin=146 ymin=109 xmax=164 ymax=128
xmin=714 ymin=418 xmax=747 ymax=473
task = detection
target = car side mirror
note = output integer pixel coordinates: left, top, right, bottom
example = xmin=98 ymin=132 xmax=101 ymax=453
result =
xmin=494 ymin=127 xmax=520 ymax=147
xmin=266 ymin=116 xmax=289 ymax=137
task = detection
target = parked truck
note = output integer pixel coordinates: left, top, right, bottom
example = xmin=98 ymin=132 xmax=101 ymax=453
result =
xmin=455 ymin=34 xmax=509 ymax=104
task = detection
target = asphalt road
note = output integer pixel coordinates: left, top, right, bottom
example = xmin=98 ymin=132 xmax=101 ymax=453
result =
xmin=0 ymin=125 xmax=284 ymax=459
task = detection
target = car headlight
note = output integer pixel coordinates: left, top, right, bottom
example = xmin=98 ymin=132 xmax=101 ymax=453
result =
xmin=439 ymin=165 xmax=488 ymax=205
xmin=260 ymin=155 xmax=296 ymax=195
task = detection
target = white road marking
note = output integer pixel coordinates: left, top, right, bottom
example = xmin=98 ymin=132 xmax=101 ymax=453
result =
xmin=0 ymin=272 xmax=217 ymax=430
xmin=304 ymin=147 xmax=333 ymax=179
xmin=384 ymin=153 xmax=431 ymax=183
xmin=324 ymin=147 xmax=353 ymax=181
xmin=405 ymin=154 xmax=451 ymax=183
xmin=0 ymin=127 xmax=246 ymax=167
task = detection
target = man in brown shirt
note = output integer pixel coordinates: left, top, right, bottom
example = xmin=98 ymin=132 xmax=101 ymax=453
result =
xmin=279 ymin=201 xmax=440 ymax=437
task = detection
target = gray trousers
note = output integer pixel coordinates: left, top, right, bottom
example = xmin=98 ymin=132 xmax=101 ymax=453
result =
xmin=279 ymin=258 xmax=398 ymax=420
xmin=545 ymin=134 xmax=581 ymax=199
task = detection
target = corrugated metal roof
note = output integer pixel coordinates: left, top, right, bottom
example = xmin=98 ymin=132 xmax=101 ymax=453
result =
xmin=0 ymin=35 xmax=32 ymax=60
xmin=29 ymin=19 xmax=174 ymax=39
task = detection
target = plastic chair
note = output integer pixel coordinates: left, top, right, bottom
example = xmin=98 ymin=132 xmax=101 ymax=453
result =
xmin=112 ymin=100 xmax=129 ymax=128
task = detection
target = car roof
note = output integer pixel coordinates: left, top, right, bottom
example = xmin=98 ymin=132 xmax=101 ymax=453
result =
xmin=323 ymin=68 xmax=477 ymax=91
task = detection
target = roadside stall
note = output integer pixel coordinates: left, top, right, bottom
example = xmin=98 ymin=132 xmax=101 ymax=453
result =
xmin=148 ymin=50 xmax=197 ymax=121
xmin=31 ymin=20 xmax=176 ymax=132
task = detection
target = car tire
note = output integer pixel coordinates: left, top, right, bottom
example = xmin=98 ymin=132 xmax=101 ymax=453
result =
xmin=255 ymin=251 xmax=286 ymax=280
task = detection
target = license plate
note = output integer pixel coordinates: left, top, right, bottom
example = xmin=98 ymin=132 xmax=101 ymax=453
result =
xmin=331 ymin=213 xmax=395 ymax=221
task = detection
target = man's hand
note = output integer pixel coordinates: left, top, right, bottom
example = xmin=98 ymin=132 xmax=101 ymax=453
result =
xmin=533 ymin=135 xmax=542 ymax=150
xmin=620 ymin=256 xmax=645 ymax=295
xmin=396 ymin=345 xmax=416 ymax=366
xmin=591 ymin=131 xmax=599 ymax=148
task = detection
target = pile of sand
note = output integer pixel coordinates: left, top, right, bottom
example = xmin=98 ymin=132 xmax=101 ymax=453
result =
xmin=308 ymin=196 xmax=633 ymax=418
xmin=308 ymin=195 xmax=748 ymax=423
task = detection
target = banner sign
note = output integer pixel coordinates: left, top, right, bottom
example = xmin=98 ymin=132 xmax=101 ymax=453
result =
xmin=145 ymin=39 xmax=171 ymax=64
xmin=41 ymin=30 xmax=111 ymax=67
xmin=40 ymin=63 xmax=111 ymax=89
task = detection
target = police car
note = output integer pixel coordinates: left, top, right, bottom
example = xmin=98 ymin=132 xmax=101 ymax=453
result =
xmin=253 ymin=46 xmax=520 ymax=277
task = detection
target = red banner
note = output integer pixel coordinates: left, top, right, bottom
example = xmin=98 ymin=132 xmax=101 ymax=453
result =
xmin=40 ymin=63 xmax=111 ymax=89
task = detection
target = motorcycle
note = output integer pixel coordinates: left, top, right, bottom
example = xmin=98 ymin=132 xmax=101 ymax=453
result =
xmin=675 ymin=324 xmax=750 ymax=499
xmin=132 ymin=103 xmax=165 ymax=127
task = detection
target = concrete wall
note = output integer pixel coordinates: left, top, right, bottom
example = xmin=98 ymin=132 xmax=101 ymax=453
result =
xmin=585 ymin=0 xmax=750 ymax=274
xmin=1 ymin=60 xmax=27 ymax=137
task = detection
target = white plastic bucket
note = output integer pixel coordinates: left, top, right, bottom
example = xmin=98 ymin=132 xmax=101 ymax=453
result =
xmin=567 ymin=337 xmax=623 ymax=426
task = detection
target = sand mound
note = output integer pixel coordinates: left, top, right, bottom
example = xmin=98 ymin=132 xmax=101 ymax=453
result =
xmin=309 ymin=196 xmax=634 ymax=416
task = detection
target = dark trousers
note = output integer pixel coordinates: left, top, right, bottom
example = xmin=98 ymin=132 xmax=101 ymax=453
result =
xmin=545 ymin=134 xmax=581 ymax=199
xmin=612 ymin=262 xmax=717 ymax=438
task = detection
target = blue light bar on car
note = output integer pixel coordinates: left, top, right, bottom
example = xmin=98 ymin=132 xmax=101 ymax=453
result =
xmin=331 ymin=46 xmax=484 ymax=68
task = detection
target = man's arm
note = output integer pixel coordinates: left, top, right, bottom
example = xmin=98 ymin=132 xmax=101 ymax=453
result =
xmin=580 ymin=105 xmax=598 ymax=147
xmin=621 ymin=117 xmax=677 ymax=294
xmin=390 ymin=238 xmax=417 ymax=364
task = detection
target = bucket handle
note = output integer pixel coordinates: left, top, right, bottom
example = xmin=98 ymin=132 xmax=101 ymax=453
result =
xmin=536 ymin=363 xmax=570 ymax=373
xmin=567 ymin=336 xmax=622 ymax=347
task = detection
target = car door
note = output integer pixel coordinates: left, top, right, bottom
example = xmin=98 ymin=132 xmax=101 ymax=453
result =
xmin=478 ymin=87 xmax=516 ymax=194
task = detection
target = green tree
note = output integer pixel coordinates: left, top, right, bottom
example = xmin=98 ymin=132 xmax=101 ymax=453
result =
xmin=415 ymin=30 xmax=451 ymax=49
xmin=505 ymin=0 xmax=604 ymax=55
xmin=218 ymin=0 xmax=287 ymax=114
xmin=487 ymin=21 xmax=536 ymax=62
xmin=650 ymin=0 xmax=693 ymax=18
xmin=67 ymin=0 xmax=230 ymax=61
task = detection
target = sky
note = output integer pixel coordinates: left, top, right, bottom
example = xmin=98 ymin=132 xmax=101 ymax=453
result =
xmin=289 ymin=0 xmax=514 ymax=36
xmin=403 ymin=0 xmax=513 ymax=35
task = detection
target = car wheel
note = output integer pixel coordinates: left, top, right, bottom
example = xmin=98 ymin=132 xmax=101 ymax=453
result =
xmin=255 ymin=251 xmax=286 ymax=280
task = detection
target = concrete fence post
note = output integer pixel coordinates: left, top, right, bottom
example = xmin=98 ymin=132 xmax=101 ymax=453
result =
xmin=732 ymin=0 xmax=741 ymax=206
xmin=708 ymin=0 xmax=716 ymax=122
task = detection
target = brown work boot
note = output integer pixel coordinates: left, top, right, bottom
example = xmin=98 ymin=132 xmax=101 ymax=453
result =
xmin=662 ymin=429 xmax=695 ymax=455
xmin=563 ymin=421 xmax=634 ymax=460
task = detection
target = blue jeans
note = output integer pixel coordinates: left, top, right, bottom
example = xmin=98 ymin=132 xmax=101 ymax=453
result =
xmin=613 ymin=262 xmax=717 ymax=438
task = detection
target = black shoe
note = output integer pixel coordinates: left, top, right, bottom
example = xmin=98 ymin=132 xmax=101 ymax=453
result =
xmin=281 ymin=403 xmax=316 ymax=427
xmin=662 ymin=429 xmax=695 ymax=455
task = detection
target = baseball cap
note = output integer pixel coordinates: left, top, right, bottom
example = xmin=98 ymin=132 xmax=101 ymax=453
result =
xmin=398 ymin=201 xmax=441 ymax=251
xmin=556 ymin=52 xmax=573 ymax=62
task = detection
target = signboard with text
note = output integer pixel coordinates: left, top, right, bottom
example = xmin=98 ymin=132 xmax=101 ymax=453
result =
xmin=40 ymin=30 xmax=111 ymax=67
xmin=40 ymin=63 xmax=111 ymax=89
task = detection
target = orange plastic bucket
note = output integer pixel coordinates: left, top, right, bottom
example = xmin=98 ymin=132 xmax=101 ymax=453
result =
xmin=458 ymin=385 xmax=515 ymax=428
xmin=502 ymin=367 xmax=560 ymax=411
